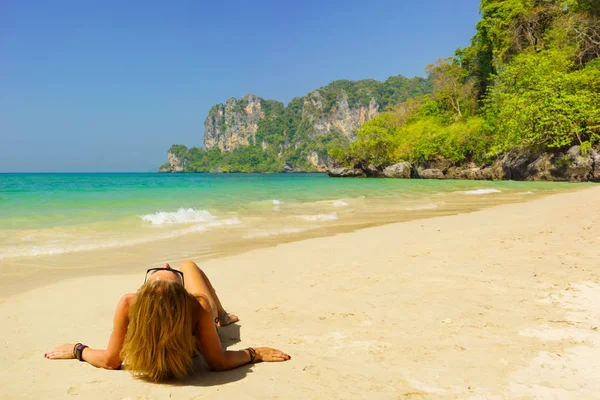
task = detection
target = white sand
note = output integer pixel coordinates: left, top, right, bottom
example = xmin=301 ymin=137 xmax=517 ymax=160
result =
xmin=1 ymin=186 xmax=599 ymax=399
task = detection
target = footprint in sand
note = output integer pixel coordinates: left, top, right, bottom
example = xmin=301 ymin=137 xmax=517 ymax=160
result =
xmin=66 ymin=380 xmax=104 ymax=396
xmin=302 ymin=364 xmax=321 ymax=377
xmin=255 ymin=306 xmax=279 ymax=312
xmin=67 ymin=386 xmax=79 ymax=395
xmin=400 ymin=392 xmax=429 ymax=399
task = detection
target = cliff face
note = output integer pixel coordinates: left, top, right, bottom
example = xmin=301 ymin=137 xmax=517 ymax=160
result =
xmin=300 ymin=91 xmax=379 ymax=141
xmin=161 ymin=75 xmax=433 ymax=173
xmin=306 ymin=150 xmax=329 ymax=172
xmin=167 ymin=151 xmax=184 ymax=172
xmin=203 ymin=90 xmax=380 ymax=152
xmin=204 ymin=94 xmax=264 ymax=151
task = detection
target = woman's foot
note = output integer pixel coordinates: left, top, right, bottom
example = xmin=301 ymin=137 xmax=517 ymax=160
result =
xmin=217 ymin=312 xmax=239 ymax=327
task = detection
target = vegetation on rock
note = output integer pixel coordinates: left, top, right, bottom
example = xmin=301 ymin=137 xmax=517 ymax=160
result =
xmin=162 ymin=1 xmax=599 ymax=178
xmin=163 ymin=76 xmax=432 ymax=173
xmin=330 ymin=0 xmax=600 ymax=171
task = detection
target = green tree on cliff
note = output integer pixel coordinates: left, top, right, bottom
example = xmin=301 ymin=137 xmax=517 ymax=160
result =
xmin=330 ymin=0 xmax=600 ymax=169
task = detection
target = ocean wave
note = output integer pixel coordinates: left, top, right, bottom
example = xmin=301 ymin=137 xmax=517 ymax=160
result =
xmin=141 ymin=208 xmax=216 ymax=225
xmin=299 ymin=213 xmax=338 ymax=221
xmin=519 ymin=191 xmax=534 ymax=195
xmin=0 ymin=225 xmax=208 ymax=259
xmin=243 ymin=227 xmax=306 ymax=239
xmin=333 ymin=200 xmax=349 ymax=207
xmin=462 ymin=189 xmax=502 ymax=195
xmin=1 ymin=217 xmax=242 ymax=260
xmin=272 ymin=200 xmax=281 ymax=205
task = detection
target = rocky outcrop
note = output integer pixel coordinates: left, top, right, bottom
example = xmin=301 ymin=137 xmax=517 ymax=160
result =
xmin=446 ymin=165 xmax=483 ymax=180
xmin=306 ymin=151 xmax=329 ymax=172
xmin=326 ymin=167 xmax=366 ymax=177
xmin=301 ymin=91 xmax=379 ymax=141
xmin=502 ymin=150 xmax=532 ymax=180
xmin=203 ymin=91 xmax=380 ymax=153
xmin=444 ymin=161 xmax=504 ymax=180
xmin=510 ymin=145 xmax=599 ymax=182
xmin=361 ymin=164 xmax=383 ymax=177
xmin=418 ymin=169 xmax=445 ymax=179
xmin=482 ymin=145 xmax=599 ymax=182
xmin=283 ymin=162 xmax=308 ymax=173
xmin=166 ymin=151 xmax=184 ymax=173
xmin=525 ymin=153 xmax=555 ymax=181
xmin=564 ymin=146 xmax=595 ymax=182
xmin=204 ymin=81 xmax=388 ymax=152
xmin=383 ymin=162 xmax=412 ymax=178
xmin=424 ymin=159 xmax=454 ymax=173
xmin=204 ymin=95 xmax=264 ymax=151
xmin=328 ymin=145 xmax=600 ymax=181
xmin=593 ymin=150 xmax=600 ymax=181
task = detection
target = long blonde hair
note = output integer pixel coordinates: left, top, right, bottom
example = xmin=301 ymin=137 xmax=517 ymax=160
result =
xmin=121 ymin=279 xmax=198 ymax=381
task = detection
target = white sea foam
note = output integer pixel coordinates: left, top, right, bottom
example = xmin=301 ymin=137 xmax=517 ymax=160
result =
xmin=272 ymin=200 xmax=281 ymax=205
xmin=333 ymin=200 xmax=349 ymax=207
xmin=0 ymin=224 xmax=210 ymax=259
xmin=1 ymin=216 xmax=242 ymax=260
xmin=141 ymin=208 xmax=216 ymax=225
xmin=405 ymin=203 xmax=438 ymax=211
xmin=519 ymin=191 xmax=534 ymax=195
xmin=244 ymin=227 xmax=305 ymax=239
xmin=299 ymin=213 xmax=338 ymax=221
xmin=462 ymin=189 xmax=502 ymax=195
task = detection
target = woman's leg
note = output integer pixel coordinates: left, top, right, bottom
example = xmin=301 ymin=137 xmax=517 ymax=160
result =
xmin=179 ymin=260 xmax=239 ymax=326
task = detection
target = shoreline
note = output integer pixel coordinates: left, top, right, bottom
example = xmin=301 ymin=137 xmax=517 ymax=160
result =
xmin=1 ymin=186 xmax=599 ymax=398
xmin=0 ymin=182 xmax=588 ymax=299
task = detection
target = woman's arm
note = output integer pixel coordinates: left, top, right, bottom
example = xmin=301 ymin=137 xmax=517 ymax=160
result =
xmin=194 ymin=296 xmax=290 ymax=371
xmin=45 ymin=294 xmax=133 ymax=369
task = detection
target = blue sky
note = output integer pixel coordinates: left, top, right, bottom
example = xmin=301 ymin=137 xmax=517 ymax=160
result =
xmin=1 ymin=0 xmax=481 ymax=172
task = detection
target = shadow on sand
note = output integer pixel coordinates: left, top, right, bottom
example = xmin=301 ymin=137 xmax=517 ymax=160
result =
xmin=218 ymin=323 xmax=242 ymax=348
xmin=169 ymin=323 xmax=251 ymax=387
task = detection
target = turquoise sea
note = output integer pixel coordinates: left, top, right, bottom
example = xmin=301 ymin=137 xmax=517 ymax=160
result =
xmin=0 ymin=173 xmax=586 ymax=263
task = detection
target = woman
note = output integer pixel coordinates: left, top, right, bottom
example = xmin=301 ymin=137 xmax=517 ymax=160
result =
xmin=45 ymin=260 xmax=290 ymax=381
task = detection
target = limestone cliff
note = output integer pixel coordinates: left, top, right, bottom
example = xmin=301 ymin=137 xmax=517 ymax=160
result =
xmin=204 ymin=94 xmax=263 ymax=151
xmin=167 ymin=151 xmax=184 ymax=172
xmin=202 ymin=76 xmax=431 ymax=162
xmin=306 ymin=150 xmax=329 ymax=172
xmin=298 ymin=91 xmax=379 ymax=141
xmin=161 ymin=75 xmax=432 ymax=173
xmin=203 ymin=91 xmax=379 ymax=152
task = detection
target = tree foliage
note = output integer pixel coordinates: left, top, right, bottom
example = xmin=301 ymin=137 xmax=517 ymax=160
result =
xmin=426 ymin=58 xmax=477 ymax=120
xmin=484 ymin=49 xmax=600 ymax=155
xmin=331 ymin=0 xmax=600 ymax=170
xmin=169 ymin=145 xmax=285 ymax=173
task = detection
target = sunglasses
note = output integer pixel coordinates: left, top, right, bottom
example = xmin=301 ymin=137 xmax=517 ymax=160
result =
xmin=144 ymin=267 xmax=185 ymax=285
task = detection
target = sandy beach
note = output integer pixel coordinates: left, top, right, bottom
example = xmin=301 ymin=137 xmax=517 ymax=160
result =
xmin=1 ymin=185 xmax=599 ymax=399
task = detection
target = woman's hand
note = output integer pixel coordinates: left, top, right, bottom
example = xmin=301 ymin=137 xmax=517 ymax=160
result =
xmin=45 ymin=344 xmax=76 ymax=360
xmin=253 ymin=347 xmax=291 ymax=362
